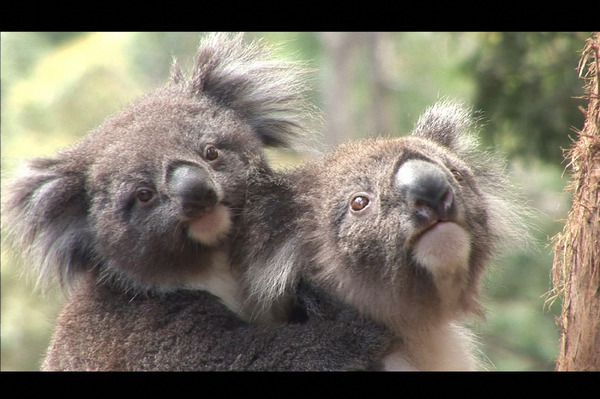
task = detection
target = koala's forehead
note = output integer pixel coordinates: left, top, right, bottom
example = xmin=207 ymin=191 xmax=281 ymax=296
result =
xmin=83 ymin=91 xmax=257 ymax=172
xmin=101 ymin=92 xmax=251 ymax=143
xmin=323 ymin=137 xmax=446 ymax=171
xmin=315 ymin=136 xmax=460 ymax=190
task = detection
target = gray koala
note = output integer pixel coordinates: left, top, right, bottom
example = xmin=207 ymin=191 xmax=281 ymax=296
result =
xmin=237 ymin=101 xmax=529 ymax=370
xmin=2 ymin=33 xmax=391 ymax=371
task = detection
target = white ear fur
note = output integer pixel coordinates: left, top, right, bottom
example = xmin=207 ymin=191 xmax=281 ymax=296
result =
xmin=2 ymin=158 xmax=92 ymax=291
xmin=187 ymin=32 xmax=315 ymax=149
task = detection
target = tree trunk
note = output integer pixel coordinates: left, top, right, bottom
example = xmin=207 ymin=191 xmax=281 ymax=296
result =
xmin=364 ymin=32 xmax=396 ymax=138
xmin=320 ymin=32 xmax=396 ymax=148
xmin=551 ymin=32 xmax=600 ymax=371
xmin=320 ymin=32 xmax=359 ymax=148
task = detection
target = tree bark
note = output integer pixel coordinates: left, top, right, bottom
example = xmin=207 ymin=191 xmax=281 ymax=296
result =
xmin=551 ymin=32 xmax=600 ymax=371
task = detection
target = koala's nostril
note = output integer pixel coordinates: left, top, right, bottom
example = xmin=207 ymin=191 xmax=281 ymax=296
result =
xmin=396 ymin=159 xmax=454 ymax=221
xmin=414 ymin=199 xmax=429 ymax=209
xmin=434 ymin=188 xmax=454 ymax=221
xmin=181 ymin=187 xmax=218 ymax=217
xmin=440 ymin=188 xmax=453 ymax=210
xmin=168 ymin=163 xmax=219 ymax=218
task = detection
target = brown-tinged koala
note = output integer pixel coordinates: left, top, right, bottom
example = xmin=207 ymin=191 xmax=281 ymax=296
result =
xmin=2 ymin=33 xmax=391 ymax=371
xmin=237 ymin=101 xmax=529 ymax=370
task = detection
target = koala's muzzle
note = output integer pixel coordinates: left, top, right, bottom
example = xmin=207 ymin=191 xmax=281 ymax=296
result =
xmin=168 ymin=163 xmax=218 ymax=219
xmin=395 ymin=159 xmax=455 ymax=223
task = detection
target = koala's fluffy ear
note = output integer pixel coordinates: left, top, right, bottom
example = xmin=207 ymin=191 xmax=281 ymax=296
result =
xmin=410 ymin=101 xmax=478 ymax=155
xmin=169 ymin=58 xmax=185 ymax=85
xmin=2 ymin=156 xmax=93 ymax=291
xmin=412 ymin=101 xmax=533 ymax=253
xmin=183 ymin=32 xmax=316 ymax=148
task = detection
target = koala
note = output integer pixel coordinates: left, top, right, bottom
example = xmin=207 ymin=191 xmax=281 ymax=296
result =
xmin=40 ymin=273 xmax=389 ymax=371
xmin=2 ymin=33 xmax=391 ymax=371
xmin=3 ymin=33 xmax=309 ymax=299
xmin=237 ymin=101 xmax=529 ymax=370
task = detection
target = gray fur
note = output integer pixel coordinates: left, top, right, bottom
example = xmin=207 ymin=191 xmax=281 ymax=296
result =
xmin=238 ymin=101 xmax=530 ymax=370
xmin=42 ymin=275 xmax=390 ymax=371
xmin=2 ymin=32 xmax=312 ymax=292
xmin=3 ymin=33 xmax=391 ymax=371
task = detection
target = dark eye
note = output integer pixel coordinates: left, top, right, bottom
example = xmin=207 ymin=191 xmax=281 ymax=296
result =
xmin=350 ymin=195 xmax=370 ymax=212
xmin=136 ymin=187 xmax=156 ymax=204
xmin=451 ymin=169 xmax=463 ymax=182
xmin=205 ymin=145 xmax=219 ymax=161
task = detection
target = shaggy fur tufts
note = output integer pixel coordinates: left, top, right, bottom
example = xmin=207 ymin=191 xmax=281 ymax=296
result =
xmin=2 ymin=33 xmax=314 ymax=294
xmin=4 ymin=33 xmax=393 ymax=371
xmin=238 ymin=101 xmax=531 ymax=370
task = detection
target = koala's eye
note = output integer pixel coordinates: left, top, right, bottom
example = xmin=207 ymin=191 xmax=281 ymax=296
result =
xmin=451 ymin=169 xmax=463 ymax=182
xmin=350 ymin=195 xmax=370 ymax=212
xmin=136 ymin=188 xmax=156 ymax=204
xmin=205 ymin=145 xmax=219 ymax=161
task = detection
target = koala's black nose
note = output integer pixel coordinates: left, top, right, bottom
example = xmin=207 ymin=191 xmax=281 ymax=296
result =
xmin=395 ymin=159 xmax=455 ymax=221
xmin=168 ymin=163 xmax=218 ymax=218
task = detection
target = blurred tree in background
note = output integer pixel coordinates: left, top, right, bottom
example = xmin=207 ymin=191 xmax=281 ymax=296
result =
xmin=468 ymin=32 xmax=587 ymax=164
xmin=1 ymin=32 xmax=587 ymax=371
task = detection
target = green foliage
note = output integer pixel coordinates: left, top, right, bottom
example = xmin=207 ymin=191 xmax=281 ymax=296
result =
xmin=474 ymin=160 xmax=569 ymax=370
xmin=1 ymin=32 xmax=580 ymax=371
xmin=466 ymin=32 xmax=589 ymax=164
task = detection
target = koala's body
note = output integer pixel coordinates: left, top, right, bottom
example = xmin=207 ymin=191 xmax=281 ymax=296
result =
xmin=3 ymin=33 xmax=391 ymax=371
xmin=238 ymin=102 xmax=528 ymax=370
xmin=41 ymin=273 xmax=388 ymax=371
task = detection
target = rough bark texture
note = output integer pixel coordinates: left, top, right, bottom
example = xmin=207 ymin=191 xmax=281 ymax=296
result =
xmin=551 ymin=32 xmax=600 ymax=371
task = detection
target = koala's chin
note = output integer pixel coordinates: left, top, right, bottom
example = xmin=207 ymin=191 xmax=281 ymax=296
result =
xmin=186 ymin=204 xmax=232 ymax=246
xmin=413 ymin=222 xmax=471 ymax=277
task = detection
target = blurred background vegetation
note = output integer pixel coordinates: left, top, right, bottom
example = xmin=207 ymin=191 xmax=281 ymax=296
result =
xmin=1 ymin=32 xmax=589 ymax=371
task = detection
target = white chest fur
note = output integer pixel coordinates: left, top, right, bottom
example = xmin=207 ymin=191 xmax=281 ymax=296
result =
xmin=382 ymin=322 xmax=476 ymax=371
xmin=185 ymin=250 xmax=242 ymax=316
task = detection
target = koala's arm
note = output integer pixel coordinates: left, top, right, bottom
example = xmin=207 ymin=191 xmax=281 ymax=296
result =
xmin=43 ymin=278 xmax=390 ymax=371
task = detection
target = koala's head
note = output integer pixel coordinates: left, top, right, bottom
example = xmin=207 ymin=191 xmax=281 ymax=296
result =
xmin=298 ymin=102 xmax=527 ymax=328
xmin=2 ymin=33 xmax=313 ymax=292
